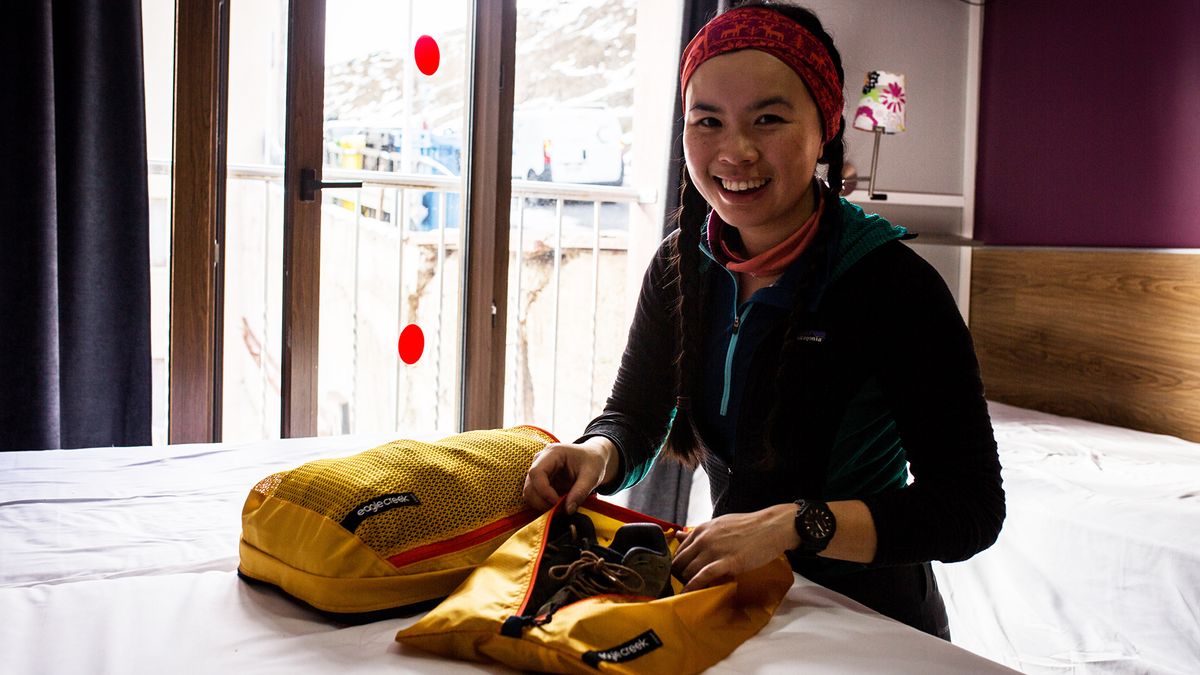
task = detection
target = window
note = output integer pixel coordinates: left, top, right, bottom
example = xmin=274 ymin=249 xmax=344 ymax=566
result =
xmin=160 ymin=0 xmax=680 ymax=441
xmin=315 ymin=1 xmax=474 ymax=436
xmin=504 ymin=0 xmax=681 ymax=437
xmin=142 ymin=0 xmax=175 ymax=445
xmin=221 ymin=0 xmax=288 ymax=442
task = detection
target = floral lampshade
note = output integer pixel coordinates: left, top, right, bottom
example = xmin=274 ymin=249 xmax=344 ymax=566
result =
xmin=853 ymin=71 xmax=907 ymax=134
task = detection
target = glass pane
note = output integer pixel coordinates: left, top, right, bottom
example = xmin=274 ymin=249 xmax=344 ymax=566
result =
xmin=505 ymin=1 xmax=681 ymax=438
xmin=318 ymin=1 xmax=473 ymax=436
xmin=222 ymin=0 xmax=289 ymax=442
xmin=142 ymin=0 xmax=175 ymax=445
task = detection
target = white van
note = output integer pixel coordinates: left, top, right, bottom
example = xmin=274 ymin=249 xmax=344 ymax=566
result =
xmin=511 ymin=107 xmax=625 ymax=186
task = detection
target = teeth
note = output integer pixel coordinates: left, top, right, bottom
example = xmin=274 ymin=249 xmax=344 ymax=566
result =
xmin=720 ymin=177 xmax=768 ymax=192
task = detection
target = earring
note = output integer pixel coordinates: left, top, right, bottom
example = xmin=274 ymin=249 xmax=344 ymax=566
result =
xmin=814 ymin=163 xmax=829 ymax=184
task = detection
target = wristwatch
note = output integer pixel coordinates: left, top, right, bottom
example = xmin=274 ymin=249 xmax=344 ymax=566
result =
xmin=792 ymin=499 xmax=836 ymax=556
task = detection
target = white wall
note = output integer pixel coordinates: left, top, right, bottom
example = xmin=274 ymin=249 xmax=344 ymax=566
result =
xmin=808 ymin=0 xmax=971 ymax=196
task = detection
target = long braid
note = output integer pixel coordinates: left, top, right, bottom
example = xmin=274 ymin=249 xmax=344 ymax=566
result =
xmin=663 ymin=171 xmax=712 ymax=468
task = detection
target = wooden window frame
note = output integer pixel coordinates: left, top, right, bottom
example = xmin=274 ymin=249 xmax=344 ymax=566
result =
xmin=168 ymin=0 xmax=229 ymax=443
xmin=461 ymin=0 xmax=517 ymax=431
xmin=280 ymin=0 xmax=325 ymax=438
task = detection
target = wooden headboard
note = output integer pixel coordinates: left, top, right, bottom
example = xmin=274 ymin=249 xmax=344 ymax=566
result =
xmin=969 ymin=248 xmax=1200 ymax=443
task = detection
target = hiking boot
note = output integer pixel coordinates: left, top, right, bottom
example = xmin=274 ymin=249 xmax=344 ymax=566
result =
xmin=524 ymin=511 xmax=598 ymax=615
xmin=607 ymin=523 xmax=674 ymax=600
xmin=533 ymin=549 xmax=649 ymax=618
xmin=533 ymin=522 xmax=674 ymax=619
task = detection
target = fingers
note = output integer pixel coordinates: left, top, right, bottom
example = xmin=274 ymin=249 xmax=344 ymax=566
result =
xmin=523 ymin=443 xmax=607 ymax=513
xmin=562 ymin=460 xmax=603 ymax=514
xmin=678 ymin=543 xmax=717 ymax=584
xmin=673 ymin=527 xmax=733 ymax=586
xmin=673 ymin=528 xmax=734 ymax=592
xmin=670 ymin=527 xmax=701 ymax=579
xmin=671 ymin=516 xmax=778 ymax=592
xmin=682 ymin=560 xmax=734 ymax=593
xmin=522 ymin=448 xmax=565 ymax=511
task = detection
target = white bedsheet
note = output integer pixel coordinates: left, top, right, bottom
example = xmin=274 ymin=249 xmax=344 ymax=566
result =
xmin=933 ymin=402 xmax=1200 ymax=675
xmin=0 ymin=433 xmax=1014 ymax=674
xmin=0 ymin=433 xmax=401 ymax=587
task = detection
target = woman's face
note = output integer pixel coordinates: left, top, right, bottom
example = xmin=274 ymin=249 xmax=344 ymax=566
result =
xmin=683 ymin=49 xmax=824 ymax=240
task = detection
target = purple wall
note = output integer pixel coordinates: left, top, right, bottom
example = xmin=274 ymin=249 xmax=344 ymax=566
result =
xmin=975 ymin=0 xmax=1200 ymax=247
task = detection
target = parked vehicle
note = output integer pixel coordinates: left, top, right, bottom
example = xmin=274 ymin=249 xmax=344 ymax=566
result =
xmin=511 ymin=107 xmax=625 ymax=186
xmin=323 ymin=119 xmax=462 ymax=231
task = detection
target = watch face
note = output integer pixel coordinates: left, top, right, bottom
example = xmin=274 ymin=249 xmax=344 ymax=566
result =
xmin=804 ymin=508 xmax=834 ymax=540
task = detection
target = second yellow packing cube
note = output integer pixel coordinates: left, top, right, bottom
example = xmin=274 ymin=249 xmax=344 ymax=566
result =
xmin=396 ymin=495 xmax=794 ymax=674
xmin=238 ymin=426 xmax=555 ymax=621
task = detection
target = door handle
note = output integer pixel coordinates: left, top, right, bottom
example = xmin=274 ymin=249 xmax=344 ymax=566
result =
xmin=299 ymin=167 xmax=363 ymax=201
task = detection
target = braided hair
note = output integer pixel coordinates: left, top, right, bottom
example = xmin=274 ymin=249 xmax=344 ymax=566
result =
xmin=663 ymin=1 xmax=847 ymax=468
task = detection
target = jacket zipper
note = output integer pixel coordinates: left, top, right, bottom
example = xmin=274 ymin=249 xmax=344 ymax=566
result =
xmin=700 ymin=243 xmax=753 ymax=418
xmin=721 ymin=303 xmax=753 ymax=416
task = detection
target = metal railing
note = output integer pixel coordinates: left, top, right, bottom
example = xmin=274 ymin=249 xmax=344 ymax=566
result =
xmin=150 ymin=159 xmax=657 ymax=437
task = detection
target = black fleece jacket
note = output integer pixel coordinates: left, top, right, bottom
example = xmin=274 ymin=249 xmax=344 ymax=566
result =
xmin=582 ymin=226 xmax=1005 ymax=570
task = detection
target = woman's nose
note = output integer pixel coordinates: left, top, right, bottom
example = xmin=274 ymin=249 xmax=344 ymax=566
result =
xmin=719 ymin=131 xmax=758 ymax=164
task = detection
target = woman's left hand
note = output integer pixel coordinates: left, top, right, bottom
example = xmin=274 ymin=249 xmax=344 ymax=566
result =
xmin=671 ymin=503 xmax=799 ymax=592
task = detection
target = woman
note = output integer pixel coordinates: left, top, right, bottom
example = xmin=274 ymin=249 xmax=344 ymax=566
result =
xmin=523 ymin=0 xmax=1004 ymax=639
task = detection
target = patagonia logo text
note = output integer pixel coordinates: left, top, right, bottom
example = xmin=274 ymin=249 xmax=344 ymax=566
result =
xmin=582 ymin=629 xmax=663 ymax=668
xmin=795 ymin=330 xmax=826 ymax=344
xmin=340 ymin=492 xmax=421 ymax=532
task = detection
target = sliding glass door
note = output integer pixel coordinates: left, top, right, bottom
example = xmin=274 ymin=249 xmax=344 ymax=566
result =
xmin=200 ymin=0 xmax=480 ymax=440
xmin=167 ymin=0 xmax=675 ymax=442
xmin=312 ymin=2 xmax=472 ymax=437
xmin=503 ymin=0 xmax=680 ymax=439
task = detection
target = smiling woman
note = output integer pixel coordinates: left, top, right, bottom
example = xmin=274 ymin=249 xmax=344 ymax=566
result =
xmin=523 ymin=0 xmax=1005 ymax=641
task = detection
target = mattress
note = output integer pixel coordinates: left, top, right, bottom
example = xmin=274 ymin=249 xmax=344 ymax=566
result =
xmin=0 ymin=432 xmax=1014 ymax=674
xmin=934 ymin=402 xmax=1200 ymax=675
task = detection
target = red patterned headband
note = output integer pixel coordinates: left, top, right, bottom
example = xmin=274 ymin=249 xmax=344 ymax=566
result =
xmin=680 ymin=6 xmax=843 ymax=144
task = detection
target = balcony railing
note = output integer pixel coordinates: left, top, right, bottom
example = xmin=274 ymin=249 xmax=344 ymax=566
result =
xmin=150 ymin=160 xmax=656 ymax=439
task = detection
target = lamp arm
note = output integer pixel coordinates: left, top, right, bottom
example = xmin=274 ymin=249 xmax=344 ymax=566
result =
xmin=868 ymin=127 xmax=883 ymax=199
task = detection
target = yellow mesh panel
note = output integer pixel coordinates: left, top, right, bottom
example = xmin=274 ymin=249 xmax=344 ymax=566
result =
xmin=270 ymin=426 xmax=552 ymax=558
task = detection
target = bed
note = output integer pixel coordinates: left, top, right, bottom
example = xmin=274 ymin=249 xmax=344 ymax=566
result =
xmin=677 ymin=400 xmax=1200 ymax=675
xmin=0 ymin=433 xmax=1014 ymax=674
xmin=938 ymin=247 xmax=1200 ymax=674
xmin=933 ymin=402 xmax=1200 ymax=675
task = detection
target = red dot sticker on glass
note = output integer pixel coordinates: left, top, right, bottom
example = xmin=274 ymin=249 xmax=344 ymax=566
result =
xmin=414 ymin=35 xmax=440 ymax=76
xmin=398 ymin=324 xmax=425 ymax=365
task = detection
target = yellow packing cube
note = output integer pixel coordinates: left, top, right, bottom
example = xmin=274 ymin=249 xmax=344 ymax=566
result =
xmin=396 ymin=495 xmax=794 ymax=674
xmin=238 ymin=426 xmax=555 ymax=621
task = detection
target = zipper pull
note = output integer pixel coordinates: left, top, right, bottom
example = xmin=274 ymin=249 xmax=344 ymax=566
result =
xmin=732 ymin=315 xmax=740 ymax=334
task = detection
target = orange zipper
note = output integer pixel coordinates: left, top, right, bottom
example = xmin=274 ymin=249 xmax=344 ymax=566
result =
xmin=387 ymin=508 xmax=539 ymax=568
xmin=580 ymin=494 xmax=682 ymax=531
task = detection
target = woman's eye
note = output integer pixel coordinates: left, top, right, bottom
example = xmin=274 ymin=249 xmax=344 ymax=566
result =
xmin=756 ymin=114 xmax=784 ymax=125
xmin=695 ymin=117 xmax=721 ymax=128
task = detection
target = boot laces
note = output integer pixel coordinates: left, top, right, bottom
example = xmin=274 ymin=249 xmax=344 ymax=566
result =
xmin=547 ymin=549 xmax=646 ymax=601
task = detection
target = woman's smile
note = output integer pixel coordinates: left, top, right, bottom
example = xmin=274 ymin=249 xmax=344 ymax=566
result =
xmin=718 ymin=176 xmax=771 ymax=193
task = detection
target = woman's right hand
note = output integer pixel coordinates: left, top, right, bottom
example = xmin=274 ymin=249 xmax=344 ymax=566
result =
xmin=523 ymin=436 xmax=619 ymax=514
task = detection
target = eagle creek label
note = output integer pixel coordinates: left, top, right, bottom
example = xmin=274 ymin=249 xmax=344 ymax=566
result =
xmin=340 ymin=492 xmax=421 ymax=532
xmin=582 ymin=629 xmax=663 ymax=668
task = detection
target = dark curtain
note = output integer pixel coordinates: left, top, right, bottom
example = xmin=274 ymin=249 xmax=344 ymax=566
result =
xmin=624 ymin=0 xmax=724 ymax=524
xmin=0 ymin=2 xmax=152 ymax=450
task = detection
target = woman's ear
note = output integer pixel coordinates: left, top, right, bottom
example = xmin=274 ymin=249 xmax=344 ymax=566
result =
xmin=816 ymin=136 xmax=835 ymax=164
